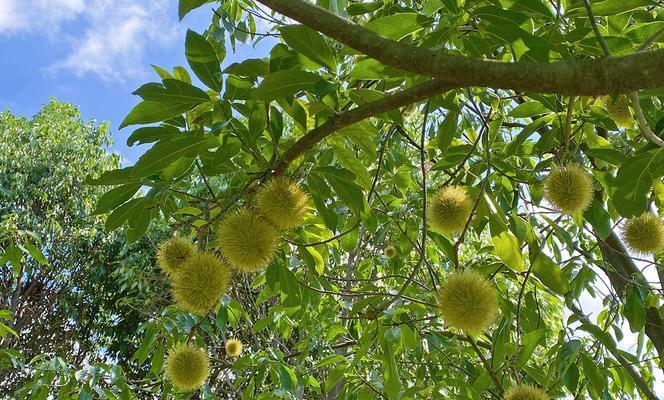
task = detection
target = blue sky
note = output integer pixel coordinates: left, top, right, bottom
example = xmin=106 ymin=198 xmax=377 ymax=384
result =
xmin=0 ymin=0 xmax=273 ymax=164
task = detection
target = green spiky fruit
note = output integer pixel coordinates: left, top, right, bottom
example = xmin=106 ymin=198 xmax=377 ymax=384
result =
xmin=437 ymin=269 xmax=499 ymax=335
xmin=157 ymin=237 xmax=195 ymax=276
xmin=544 ymin=164 xmax=593 ymax=215
xmin=171 ymin=252 xmax=231 ymax=315
xmin=256 ymin=177 xmax=310 ymax=230
xmin=622 ymin=213 xmax=664 ymax=254
xmin=225 ymin=339 xmax=243 ymax=357
xmin=428 ymin=186 xmax=473 ymax=234
xmin=165 ymin=344 xmax=210 ymax=391
xmin=384 ymin=245 xmax=397 ymax=259
xmin=217 ymin=207 xmax=277 ymax=272
xmin=503 ymin=384 xmax=549 ymax=400
xmin=605 ymin=95 xmax=632 ymax=129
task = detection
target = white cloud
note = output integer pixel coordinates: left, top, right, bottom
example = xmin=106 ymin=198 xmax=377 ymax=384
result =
xmin=0 ymin=0 xmax=181 ymax=81
xmin=0 ymin=0 xmax=28 ymax=33
xmin=0 ymin=0 xmax=85 ymax=34
xmin=52 ymin=0 xmax=179 ymax=81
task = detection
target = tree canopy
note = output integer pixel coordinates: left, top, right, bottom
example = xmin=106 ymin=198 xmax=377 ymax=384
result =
xmin=4 ymin=0 xmax=664 ymax=399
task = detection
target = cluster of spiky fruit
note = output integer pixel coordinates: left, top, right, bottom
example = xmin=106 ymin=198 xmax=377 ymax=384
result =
xmin=428 ymin=186 xmax=473 ymax=234
xmin=437 ymin=269 xmax=499 ymax=335
xmin=157 ymin=237 xmax=231 ymax=316
xmin=154 ymin=178 xmax=310 ymax=391
xmin=217 ymin=177 xmax=309 ymax=273
xmin=544 ymin=163 xmax=593 ymax=215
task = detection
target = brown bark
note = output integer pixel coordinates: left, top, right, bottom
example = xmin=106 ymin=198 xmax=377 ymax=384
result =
xmin=257 ymin=0 xmax=664 ymax=95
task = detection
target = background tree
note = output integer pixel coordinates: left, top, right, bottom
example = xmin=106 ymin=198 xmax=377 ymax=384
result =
xmin=0 ymin=100 xmax=170 ymax=396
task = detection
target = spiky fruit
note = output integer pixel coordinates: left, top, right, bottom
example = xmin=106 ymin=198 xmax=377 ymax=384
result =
xmin=622 ymin=213 xmax=664 ymax=254
xmin=384 ymin=245 xmax=397 ymax=259
xmin=503 ymin=384 xmax=549 ymax=400
xmin=225 ymin=339 xmax=243 ymax=357
xmin=605 ymin=95 xmax=632 ymax=129
xmin=256 ymin=177 xmax=309 ymax=230
xmin=165 ymin=345 xmax=210 ymax=391
xmin=544 ymin=164 xmax=593 ymax=215
xmin=217 ymin=207 xmax=277 ymax=272
xmin=437 ymin=269 xmax=499 ymax=335
xmin=171 ymin=252 xmax=231 ymax=315
xmin=428 ymin=186 xmax=473 ymax=234
xmin=157 ymin=237 xmax=195 ymax=276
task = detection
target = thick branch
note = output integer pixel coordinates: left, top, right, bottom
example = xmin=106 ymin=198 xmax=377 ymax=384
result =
xmin=257 ymin=0 xmax=664 ymax=95
xmin=596 ymin=231 xmax=664 ymax=360
xmin=570 ymin=304 xmax=659 ymax=400
xmin=273 ymin=79 xmax=455 ymax=173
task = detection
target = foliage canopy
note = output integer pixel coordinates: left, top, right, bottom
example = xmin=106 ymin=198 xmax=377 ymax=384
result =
xmin=5 ymin=0 xmax=664 ymax=399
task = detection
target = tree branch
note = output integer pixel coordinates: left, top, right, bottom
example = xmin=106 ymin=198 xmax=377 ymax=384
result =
xmin=273 ymin=79 xmax=455 ymax=173
xmin=256 ymin=0 xmax=664 ymax=95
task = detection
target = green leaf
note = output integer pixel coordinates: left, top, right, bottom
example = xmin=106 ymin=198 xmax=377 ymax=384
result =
xmin=509 ymin=101 xmax=551 ymax=118
xmin=105 ymin=198 xmax=147 ymax=231
xmin=126 ymin=126 xmax=180 ymax=147
xmin=85 ymin=167 xmax=138 ymax=186
xmin=185 ymin=29 xmax=223 ymax=91
xmin=578 ymin=323 xmax=617 ymax=352
xmin=338 ymin=120 xmax=379 ymax=159
xmin=583 ymin=199 xmax=611 ymax=239
xmin=381 ymin=335 xmax=402 ymax=400
xmin=132 ymin=79 xmax=210 ymax=104
xmin=314 ymin=167 xmax=368 ymax=216
xmin=529 ymin=245 xmax=570 ymax=295
xmin=490 ymin=214 xmax=524 ymax=272
xmin=624 ymin=286 xmax=646 ymax=332
xmin=566 ymin=0 xmax=655 ymax=17
xmin=253 ymin=70 xmax=326 ymax=101
xmin=279 ymin=25 xmax=337 ymax=71
xmin=515 ymin=329 xmax=546 ymax=369
xmin=612 ymin=149 xmax=664 ymax=217
xmin=130 ymin=135 xmax=209 ymax=178
xmin=307 ymin=174 xmax=337 ymax=229
xmin=178 ymin=0 xmax=211 ymax=20
xmin=581 ymin=354 xmax=606 ymax=394
xmin=365 ymin=13 xmax=433 ymax=41
xmin=436 ymin=111 xmax=459 ymax=153
xmin=23 ymin=242 xmax=48 ymax=265
xmin=119 ymin=101 xmax=194 ymax=129
xmin=94 ymin=184 xmax=142 ymax=214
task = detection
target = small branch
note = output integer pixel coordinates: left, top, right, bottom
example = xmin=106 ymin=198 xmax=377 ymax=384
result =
xmin=469 ymin=337 xmax=504 ymax=394
xmin=273 ymin=80 xmax=455 ymax=173
xmin=628 ymin=92 xmax=664 ymax=148
xmin=582 ymin=0 xmax=611 ymax=57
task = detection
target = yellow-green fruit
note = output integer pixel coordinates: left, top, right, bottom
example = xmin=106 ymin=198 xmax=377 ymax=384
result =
xmin=428 ymin=186 xmax=473 ymax=234
xmin=544 ymin=164 xmax=593 ymax=215
xmin=256 ymin=177 xmax=309 ymax=230
xmin=165 ymin=345 xmax=210 ymax=391
xmin=217 ymin=208 xmax=277 ymax=272
xmin=225 ymin=339 xmax=243 ymax=357
xmin=622 ymin=213 xmax=664 ymax=254
xmin=437 ymin=269 xmax=498 ymax=335
xmin=171 ymin=252 xmax=231 ymax=315
xmin=605 ymin=95 xmax=632 ymax=128
xmin=503 ymin=384 xmax=549 ymax=400
xmin=384 ymin=245 xmax=397 ymax=259
xmin=157 ymin=237 xmax=195 ymax=276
